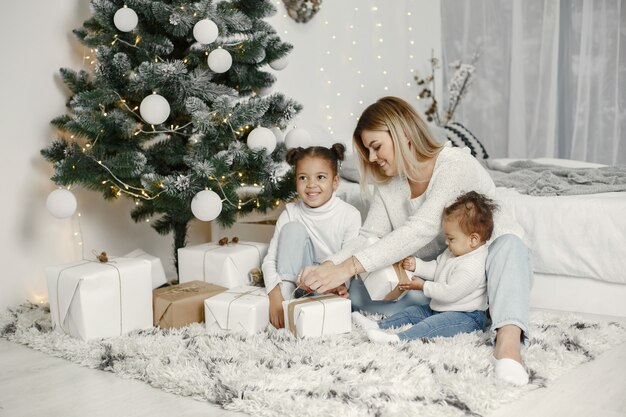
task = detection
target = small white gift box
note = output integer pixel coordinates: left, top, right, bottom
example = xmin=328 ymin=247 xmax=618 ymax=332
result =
xmin=124 ymin=249 xmax=168 ymax=289
xmin=204 ymin=285 xmax=269 ymax=334
xmin=46 ymin=258 xmax=153 ymax=341
xmin=283 ymin=295 xmax=352 ymax=338
xmin=178 ymin=241 xmax=268 ymax=288
xmin=360 ymin=262 xmax=410 ymax=301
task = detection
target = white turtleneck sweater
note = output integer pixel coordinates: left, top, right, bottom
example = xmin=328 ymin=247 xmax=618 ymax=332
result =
xmin=327 ymin=144 xmax=524 ymax=272
xmin=262 ymin=194 xmax=362 ymax=293
xmin=414 ymin=245 xmax=489 ymax=312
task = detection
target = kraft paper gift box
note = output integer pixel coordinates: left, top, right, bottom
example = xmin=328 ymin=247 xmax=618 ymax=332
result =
xmin=283 ymin=295 xmax=352 ymax=338
xmin=46 ymin=258 xmax=153 ymax=341
xmin=124 ymin=249 xmax=168 ymax=289
xmin=178 ymin=241 xmax=268 ymax=288
xmin=153 ymin=280 xmax=227 ymax=329
xmin=204 ymin=285 xmax=269 ymax=334
xmin=360 ymin=262 xmax=411 ymax=301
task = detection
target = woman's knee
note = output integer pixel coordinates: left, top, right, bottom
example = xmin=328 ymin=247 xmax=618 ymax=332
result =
xmin=487 ymin=234 xmax=531 ymax=271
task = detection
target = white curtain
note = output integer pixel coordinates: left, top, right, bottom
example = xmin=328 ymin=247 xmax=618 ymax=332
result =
xmin=440 ymin=0 xmax=626 ymax=164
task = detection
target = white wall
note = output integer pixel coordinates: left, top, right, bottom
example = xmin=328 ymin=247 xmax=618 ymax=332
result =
xmin=0 ymin=0 xmax=440 ymax=310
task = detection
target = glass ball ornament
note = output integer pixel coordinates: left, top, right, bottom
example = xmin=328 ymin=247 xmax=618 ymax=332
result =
xmin=193 ymin=19 xmax=218 ymax=44
xmin=46 ymin=189 xmax=77 ymax=219
xmin=269 ymin=57 xmax=288 ymax=71
xmin=207 ymin=49 xmax=232 ymax=73
xmin=139 ymin=94 xmax=170 ymax=125
xmin=113 ymin=6 xmax=138 ymax=32
xmin=271 ymin=127 xmax=284 ymax=144
xmin=191 ymin=190 xmax=223 ymax=221
xmin=284 ymin=128 xmax=312 ymax=149
xmin=247 ymin=127 xmax=277 ymax=155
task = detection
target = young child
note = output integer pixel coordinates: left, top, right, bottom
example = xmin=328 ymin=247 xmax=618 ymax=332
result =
xmin=352 ymin=191 xmax=497 ymax=343
xmin=263 ymin=144 xmax=362 ymax=329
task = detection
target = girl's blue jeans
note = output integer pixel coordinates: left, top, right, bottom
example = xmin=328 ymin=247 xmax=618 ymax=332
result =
xmin=378 ymin=305 xmax=487 ymax=340
xmin=275 ymin=222 xmax=316 ymax=300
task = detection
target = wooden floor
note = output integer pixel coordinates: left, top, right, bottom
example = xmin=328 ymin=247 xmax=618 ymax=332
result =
xmin=1 ymin=310 xmax=625 ymax=417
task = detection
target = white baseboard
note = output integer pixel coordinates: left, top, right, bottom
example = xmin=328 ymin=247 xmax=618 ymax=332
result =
xmin=531 ymin=273 xmax=626 ymax=318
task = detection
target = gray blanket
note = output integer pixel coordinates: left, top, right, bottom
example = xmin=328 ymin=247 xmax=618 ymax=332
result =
xmin=483 ymin=160 xmax=626 ymax=196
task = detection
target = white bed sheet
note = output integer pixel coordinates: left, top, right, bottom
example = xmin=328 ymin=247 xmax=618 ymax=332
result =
xmin=337 ymin=157 xmax=626 ymax=285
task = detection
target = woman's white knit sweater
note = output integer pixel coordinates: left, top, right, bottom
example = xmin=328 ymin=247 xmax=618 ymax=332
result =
xmin=327 ymin=145 xmax=523 ymax=272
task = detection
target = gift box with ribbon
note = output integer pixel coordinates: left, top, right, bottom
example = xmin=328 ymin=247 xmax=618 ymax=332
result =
xmin=204 ymin=285 xmax=269 ymax=334
xmin=178 ymin=238 xmax=268 ymax=288
xmin=46 ymin=257 xmax=153 ymax=341
xmin=360 ymin=262 xmax=411 ymax=301
xmin=282 ymin=294 xmax=352 ymax=338
xmin=153 ymin=280 xmax=227 ymax=329
xmin=124 ymin=248 xmax=168 ymax=289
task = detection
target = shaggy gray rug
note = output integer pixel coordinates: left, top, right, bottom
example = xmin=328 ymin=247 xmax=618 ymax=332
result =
xmin=1 ymin=303 xmax=625 ymax=417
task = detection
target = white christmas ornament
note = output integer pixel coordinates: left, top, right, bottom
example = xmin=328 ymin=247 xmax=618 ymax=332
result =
xmin=191 ymin=190 xmax=222 ymax=221
xmin=247 ymin=127 xmax=277 ymax=155
xmin=255 ymin=86 xmax=273 ymax=97
xmin=284 ymin=128 xmax=312 ymax=149
xmin=193 ymin=19 xmax=218 ymax=44
xmin=140 ymin=94 xmax=170 ymax=125
xmin=269 ymin=57 xmax=288 ymax=71
xmin=208 ymin=49 xmax=232 ymax=73
xmin=113 ymin=6 xmax=138 ymax=32
xmin=271 ymin=127 xmax=284 ymax=144
xmin=46 ymin=189 xmax=77 ymax=219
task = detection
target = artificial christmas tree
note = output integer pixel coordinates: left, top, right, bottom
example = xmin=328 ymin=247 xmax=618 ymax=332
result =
xmin=41 ymin=0 xmax=302 ymax=274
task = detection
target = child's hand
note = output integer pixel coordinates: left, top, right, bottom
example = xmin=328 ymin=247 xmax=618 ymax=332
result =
xmin=402 ymin=256 xmax=416 ymax=272
xmin=268 ymin=286 xmax=285 ymax=328
xmin=398 ymin=277 xmax=425 ymax=291
xmin=328 ymin=283 xmax=349 ymax=298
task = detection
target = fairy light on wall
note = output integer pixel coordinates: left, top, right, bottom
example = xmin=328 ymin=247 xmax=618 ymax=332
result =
xmin=310 ymin=1 xmax=424 ymax=139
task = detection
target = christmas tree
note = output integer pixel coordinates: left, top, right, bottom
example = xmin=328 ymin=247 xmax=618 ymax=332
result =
xmin=41 ymin=0 xmax=302 ymax=271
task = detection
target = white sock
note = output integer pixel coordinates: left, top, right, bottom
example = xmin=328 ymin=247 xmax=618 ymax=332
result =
xmin=493 ymin=357 xmax=529 ymax=386
xmin=366 ymin=328 xmax=400 ymax=344
xmin=351 ymin=311 xmax=379 ymax=330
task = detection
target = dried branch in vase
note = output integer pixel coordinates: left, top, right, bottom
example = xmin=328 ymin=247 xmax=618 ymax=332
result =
xmin=414 ymin=51 xmax=480 ymax=126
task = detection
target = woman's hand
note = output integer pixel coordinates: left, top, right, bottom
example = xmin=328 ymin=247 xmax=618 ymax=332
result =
xmin=398 ymin=277 xmax=425 ymax=291
xmin=268 ymin=286 xmax=285 ymax=328
xmin=300 ymin=262 xmax=352 ymax=294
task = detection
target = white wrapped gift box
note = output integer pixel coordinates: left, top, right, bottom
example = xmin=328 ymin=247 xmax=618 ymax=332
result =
xmin=204 ymin=285 xmax=269 ymax=334
xmin=283 ymin=295 xmax=351 ymax=338
xmin=360 ymin=262 xmax=410 ymax=301
xmin=124 ymin=249 xmax=168 ymax=289
xmin=45 ymin=258 xmax=153 ymax=341
xmin=178 ymin=241 xmax=268 ymax=288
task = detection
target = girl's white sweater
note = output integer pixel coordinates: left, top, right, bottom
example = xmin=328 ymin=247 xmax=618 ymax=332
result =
xmin=262 ymin=194 xmax=362 ymax=292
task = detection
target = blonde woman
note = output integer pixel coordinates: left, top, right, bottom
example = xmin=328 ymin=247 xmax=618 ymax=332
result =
xmin=300 ymin=96 xmax=532 ymax=386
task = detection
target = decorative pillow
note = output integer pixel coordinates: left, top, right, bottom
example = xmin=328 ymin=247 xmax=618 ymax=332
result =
xmin=442 ymin=122 xmax=489 ymax=159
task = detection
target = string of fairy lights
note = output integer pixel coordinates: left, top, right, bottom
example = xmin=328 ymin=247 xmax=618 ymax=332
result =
xmin=271 ymin=1 xmax=435 ymax=140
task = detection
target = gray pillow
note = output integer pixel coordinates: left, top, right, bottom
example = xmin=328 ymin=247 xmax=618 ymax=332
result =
xmin=339 ymin=152 xmax=361 ymax=182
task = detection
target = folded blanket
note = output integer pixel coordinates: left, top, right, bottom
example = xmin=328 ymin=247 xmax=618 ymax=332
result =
xmin=483 ymin=160 xmax=626 ymax=196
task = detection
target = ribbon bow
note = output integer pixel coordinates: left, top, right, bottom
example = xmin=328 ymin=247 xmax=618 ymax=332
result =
xmin=218 ymin=236 xmax=240 ymax=246
xmin=92 ymin=249 xmax=109 ymax=263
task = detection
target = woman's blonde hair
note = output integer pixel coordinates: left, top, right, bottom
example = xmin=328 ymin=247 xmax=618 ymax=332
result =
xmin=353 ymin=96 xmax=443 ymax=186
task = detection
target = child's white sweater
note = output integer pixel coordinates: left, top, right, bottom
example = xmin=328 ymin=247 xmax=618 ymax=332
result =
xmin=262 ymin=194 xmax=361 ymax=293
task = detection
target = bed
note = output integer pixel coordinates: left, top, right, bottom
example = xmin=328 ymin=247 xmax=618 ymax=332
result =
xmin=212 ymin=155 xmax=626 ymax=318
xmin=335 ymin=156 xmax=626 ymax=318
